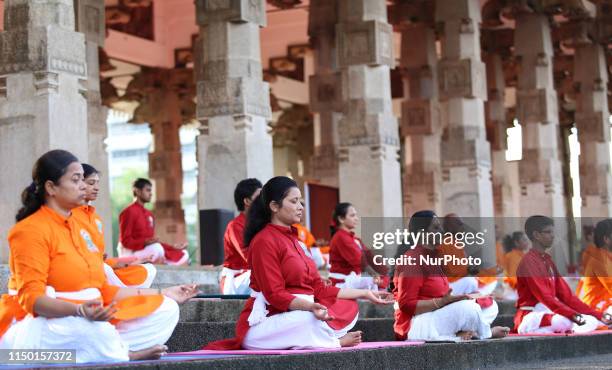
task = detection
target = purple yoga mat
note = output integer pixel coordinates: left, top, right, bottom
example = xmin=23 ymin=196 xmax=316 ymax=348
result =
xmin=170 ymin=341 xmax=424 ymax=356
xmin=509 ymin=329 xmax=612 ymax=337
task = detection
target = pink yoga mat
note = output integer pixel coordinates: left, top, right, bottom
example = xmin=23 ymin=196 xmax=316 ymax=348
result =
xmin=509 ymin=329 xmax=612 ymax=337
xmin=171 ymin=341 xmax=424 ymax=356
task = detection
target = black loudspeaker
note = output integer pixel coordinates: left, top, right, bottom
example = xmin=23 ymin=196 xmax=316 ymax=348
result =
xmin=199 ymin=209 xmax=235 ymax=265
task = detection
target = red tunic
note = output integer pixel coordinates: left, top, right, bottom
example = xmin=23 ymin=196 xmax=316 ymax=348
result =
xmin=223 ymin=213 xmax=248 ymax=270
xmin=118 ymin=202 xmax=184 ymax=262
xmin=393 ymin=246 xmax=449 ymax=340
xmin=329 ymin=229 xmax=388 ymax=287
xmin=204 ymin=224 xmax=358 ymax=350
xmin=513 ymin=249 xmax=603 ymax=332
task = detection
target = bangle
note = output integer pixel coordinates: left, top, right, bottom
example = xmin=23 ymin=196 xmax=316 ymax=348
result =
xmin=76 ymin=304 xmax=86 ymax=318
xmin=433 ymin=298 xmax=440 ymax=309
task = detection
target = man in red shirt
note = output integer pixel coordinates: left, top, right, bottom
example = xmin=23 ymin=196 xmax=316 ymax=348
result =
xmin=220 ymin=178 xmax=262 ymax=294
xmin=118 ymin=178 xmax=189 ymax=265
xmin=514 ymin=215 xmax=611 ymax=334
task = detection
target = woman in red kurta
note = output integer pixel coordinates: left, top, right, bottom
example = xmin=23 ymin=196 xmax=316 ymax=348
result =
xmin=0 ymin=150 xmax=199 ymax=363
xmin=394 ymin=210 xmax=510 ymax=341
xmin=205 ymin=177 xmax=393 ymax=350
xmin=73 ymin=164 xmax=156 ymax=289
xmin=329 ymin=203 xmax=389 ymax=290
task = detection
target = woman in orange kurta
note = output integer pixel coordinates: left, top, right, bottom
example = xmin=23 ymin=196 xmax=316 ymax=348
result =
xmin=500 ymin=231 xmax=530 ymax=299
xmin=72 ymin=164 xmax=156 ymax=288
xmin=579 ymin=220 xmax=612 ymax=314
xmin=0 ymin=150 xmax=199 ymax=363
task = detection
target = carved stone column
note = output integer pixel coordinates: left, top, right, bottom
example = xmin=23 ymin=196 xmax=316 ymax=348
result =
xmin=125 ymin=68 xmax=195 ymax=245
xmin=397 ymin=18 xmax=442 ymax=217
xmin=75 ymin=0 xmax=113 ymax=255
xmin=335 ymin=0 xmax=402 ymax=223
xmin=0 ymin=0 xmax=88 ymax=262
xmin=514 ymin=12 xmax=568 ymax=269
xmin=573 ymin=42 xmax=612 ymax=219
xmin=436 ymin=0 xmax=496 ymax=267
xmin=194 ymin=0 xmax=273 ymax=211
xmin=308 ymin=0 xmax=341 ymax=187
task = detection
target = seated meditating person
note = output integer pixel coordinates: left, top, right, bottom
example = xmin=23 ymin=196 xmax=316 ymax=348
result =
xmin=72 ymin=164 xmax=156 ymax=289
xmin=438 ymin=214 xmax=498 ymax=296
xmin=0 ymin=150 xmax=199 ymax=363
xmin=118 ymin=178 xmax=189 ymax=266
xmin=393 ymin=210 xmax=510 ymax=341
xmin=576 ymin=225 xmax=598 ymax=297
xmin=578 ymin=219 xmax=612 ymax=315
xmin=220 ymin=178 xmax=262 ymax=295
xmin=500 ymin=231 xmax=531 ymax=300
xmin=513 ymin=216 xmax=611 ymax=335
xmin=204 ymin=176 xmax=394 ymax=350
xmin=328 ymin=203 xmax=389 ymax=290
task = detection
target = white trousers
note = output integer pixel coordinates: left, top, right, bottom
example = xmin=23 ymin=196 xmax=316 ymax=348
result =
xmin=243 ymin=305 xmax=359 ymax=350
xmin=449 ymin=277 xmax=497 ymax=296
xmin=118 ymin=243 xmax=189 ymax=266
xmin=103 ymin=263 xmax=157 ymax=289
xmin=407 ymin=300 xmax=494 ymax=341
xmin=0 ymin=296 xmax=179 ymax=363
xmin=220 ymin=268 xmax=252 ymax=295
xmin=517 ymin=303 xmax=600 ymax=334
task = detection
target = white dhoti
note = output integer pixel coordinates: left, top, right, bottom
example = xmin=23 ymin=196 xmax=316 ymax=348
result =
xmin=406 ymin=300 xmax=494 ymax=341
xmin=243 ymin=294 xmax=358 ymax=350
xmin=329 ymin=272 xmax=378 ymax=291
xmin=103 ymin=263 xmax=157 ymax=289
xmin=219 ymin=268 xmax=252 ymax=295
xmin=0 ymin=289 xmax=180 ymax=363
xmin=517 ymin=303 xmax=600 ymax=335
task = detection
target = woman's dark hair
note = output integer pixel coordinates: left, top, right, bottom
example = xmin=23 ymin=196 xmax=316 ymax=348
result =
xmin=408 ymin=210 xmax=437 ymax=234
xmin=82 ymin=163 xmax=99 ymax=179
xmin=330 ymin=202 xmax=352 ymax=236
xmin=244 ymin=176 xmax=298 ymax=247
xmin=594 ymin=219 xmax=612 ymax=248
xmin=503 ymin=231 xmax=525 ymax=253
xmin=234 ymin=178 xmax=263 ymax=211
xmin=16 ymin=149 xmax=79 ymax=222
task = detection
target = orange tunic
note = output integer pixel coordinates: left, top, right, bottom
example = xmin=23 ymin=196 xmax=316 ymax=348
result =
xmin=502 ymin=249 xmax=526 ymax=290
xmin=0 ymin=206 xmax=162 ymax=338
xmin=293 ymin=223 xmax=316 ymax=249
xmin=576 ymin=244 xmax=599 ymax=297
xmin=579 ymin=248 xmax=611 ymax=312
xmin=72 ymin=205 xmax=150 ymax=286
xmin=437 ymin=241 xmax=468 ymax=283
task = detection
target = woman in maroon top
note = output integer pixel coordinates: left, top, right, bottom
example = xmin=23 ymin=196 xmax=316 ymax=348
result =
xmin=205 ymin=177 xmax=393 ymax=350
xmin=393 ymin=210 xmax=510 ymax=341
xmin=329 ymin=203 xmax=389 ymax=289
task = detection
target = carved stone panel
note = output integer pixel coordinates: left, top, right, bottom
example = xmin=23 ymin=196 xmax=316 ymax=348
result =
xmin=195 ymin=0 xmax=266 ymax=27
xmin=309 ymin=72 xmax=342 ymax=113
xmin=575 ymin=111 xmax=610 ymax=143
xmin=75 ymin=0 xmax=106 ymax=46
xmin=400 ymin=99 xmax=439 ymax=136
xmin=337 ymin=20 xmax=393 ymax=68
xmin=516 ymin=89 xmax=548 ymax=125
xmin=197 ymin=77 xmax=271 ymax=119
xmin=438 ymin=58 xmax=486 ymax=100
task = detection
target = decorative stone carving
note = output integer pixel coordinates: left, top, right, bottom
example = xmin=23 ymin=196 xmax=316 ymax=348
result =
xmin=438 ymin=58 xmax=487 ymax=100
xmin=195 ymin=0 xmax=266 ymax=26
xmin=337 ymin=20 xmax=394 ymax=68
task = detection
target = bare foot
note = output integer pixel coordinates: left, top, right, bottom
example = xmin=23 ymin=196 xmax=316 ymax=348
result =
xmin=339 ymin=331 xmax=362 ymax=347
xmin=491 ymin=326 xmax=510 ymax=339
xmin=455 ymin=330 xmax=475 ymax=341
xmin=129 ymin=344 xmax=168 ymax=361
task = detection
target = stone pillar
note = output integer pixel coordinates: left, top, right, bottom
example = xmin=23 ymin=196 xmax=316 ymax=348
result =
xmin=194 ymin=0 xmax=273 ymax=211
xmin=0 ymin=0 xmax=88 ymax=262
xmin=308 ymin=0 xmax=341 ymax=187
xmin=127 ymin=68 xmax=194 ymax=246
xmin=435 ymin=0 xmax=496 ymax=267
xmin=573 ymin=43 xmax=612 ymax=219
xmin=399 ymin=22 xmax=442 ymax=217
xmin=75 ymin=0 xmax=113 ymax=255
xmin=484 ymin=53 xmax=514 ymax=225
xmin=335 ymin=0 xmax=402 ymax=223
xmin=514 ymin=13 xmax=568 ymax=268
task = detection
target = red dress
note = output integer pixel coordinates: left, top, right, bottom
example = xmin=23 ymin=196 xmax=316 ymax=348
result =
xmin=118 ymin=202 xmax=184 ymax=262
xmin=204 ymin=224 xmax=358 ymax=349
xmin=513 ymin=249 xmax=603 ymax=332
xmin=393 ymin=246 xmax=449 ymax=340
xmin=223 ymin=213 xmax=248 ymax=270
xmin=329 ymin=229 xmax=389 ymax=287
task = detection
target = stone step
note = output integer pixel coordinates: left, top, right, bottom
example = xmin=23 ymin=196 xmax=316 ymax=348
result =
xmin=167 ymin=315 xmax=516 ymax=352
xmin=179 ymin=299 xmax=517 ymax=323
xmin=67 ymin=332 xmax=612 ymax=370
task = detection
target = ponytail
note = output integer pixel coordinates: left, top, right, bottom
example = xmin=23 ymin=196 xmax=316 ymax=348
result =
xmin=243 ymin=176 xmax=298 ymax=247
xmin=15 ymin=150 xmax=79 ymax=222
